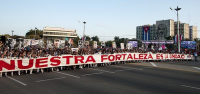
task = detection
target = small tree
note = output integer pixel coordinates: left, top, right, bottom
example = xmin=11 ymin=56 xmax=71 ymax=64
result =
xmin=25 ymin=28 xmax=43 ymax=39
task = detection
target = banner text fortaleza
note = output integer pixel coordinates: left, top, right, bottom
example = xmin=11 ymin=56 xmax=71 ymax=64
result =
xmin=0 ymin=53 xmax=192 ymax=72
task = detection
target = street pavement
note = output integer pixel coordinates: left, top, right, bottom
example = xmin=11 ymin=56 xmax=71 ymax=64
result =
xmin=0 ymin=61 xmax=200 ymax=94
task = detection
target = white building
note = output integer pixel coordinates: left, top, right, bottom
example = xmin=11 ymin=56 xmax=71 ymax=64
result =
xmin=189 ymin=26 xmax=198 ymax=40
xmin=43 ymin=26 xmax=78 ymax=41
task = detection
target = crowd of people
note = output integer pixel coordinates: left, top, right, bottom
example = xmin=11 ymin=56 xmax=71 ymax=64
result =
xmin=0 ymin=42 xmax=196 ymax=78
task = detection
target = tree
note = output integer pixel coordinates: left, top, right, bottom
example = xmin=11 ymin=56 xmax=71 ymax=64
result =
xmin=91 ymin=36 xmax=99 ymax=42
xmin=85 ymin=36 xmax=91 ymax=41
xmin=105 ymin=41 xmax=112 ymax=47
xmin=11 ymin=35 xmax=25 ymax=39
xmin=114 ymin=36 xmax=120 ymax=47
xmin=73 ymin=36 xmax=80 ymax=47
xmin=25 ymin=28 xmax=43 ymax=39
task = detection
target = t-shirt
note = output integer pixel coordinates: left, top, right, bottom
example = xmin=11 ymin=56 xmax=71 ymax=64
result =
xmin=194 ymin=52 xmax=197 ymax=57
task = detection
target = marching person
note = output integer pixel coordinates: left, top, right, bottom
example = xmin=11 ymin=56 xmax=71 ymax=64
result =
xmin=194 ymin=51 xmax=198 ymax=62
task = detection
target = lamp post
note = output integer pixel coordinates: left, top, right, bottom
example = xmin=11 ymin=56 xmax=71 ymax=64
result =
xmin=34 ymin=27 xmax=37 ymax=39
xmin=170 ymin=6 xmax=181 ymax=53
xmin=83 ymin=21 xmax=86 ymax=37
xmin=82 ymin=21 xmax=86 ymax=46
xmin=12 ymin=30 xmax=14 ymax=36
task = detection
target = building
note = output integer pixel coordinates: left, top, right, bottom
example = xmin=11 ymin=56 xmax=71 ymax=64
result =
xmin=189 ymin=26 xmax=198 ymax=40
xmin=136 ymin=19 xmax=198 ymax=41
xmin=156 ymin=19 xmax=174 ymax=40
xmin=136 ymin=19 xmax=174 ymax=41
xmin=43 ymin=26 xmax=78 ymax=42
xmin=136 ymin=24 xmax=156 ymax=41
xmin=174 ymin=22 xmax=189 ymax=39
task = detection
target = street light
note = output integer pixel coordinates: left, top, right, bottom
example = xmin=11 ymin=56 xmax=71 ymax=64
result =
xmin=170 ymin=6 xmax=181 ymax=53
xmin=34 ymin=27 xmax=37 ymax=39
xmin=83 ymin=21 xmax=86 ymax=36
xmin=12 ymin=30 xmax=14 ymax=36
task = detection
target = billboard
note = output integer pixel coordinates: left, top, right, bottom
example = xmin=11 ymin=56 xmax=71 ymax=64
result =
xmin=129 ymin=41 xmax=138 ymax=48
xmin=181 ymin=41 xmax=196 ymax=49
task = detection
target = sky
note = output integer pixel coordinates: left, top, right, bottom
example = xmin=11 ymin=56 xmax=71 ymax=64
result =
xmin=0 ymin=0 xmax=200 ymax=41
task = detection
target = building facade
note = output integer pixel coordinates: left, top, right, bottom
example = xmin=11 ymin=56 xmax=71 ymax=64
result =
xmin=156 ymin=19 xmax=174 ymax=38
xmin=174 ymin=22 xmax=189 ymax=39
xmin=189 ymin=26 xmax=198 ymax=40
xmin=136 ymin=19 xmax=174 ymax=41
xmin=136 ymin=24 xmax=156 ymax=41
xmin=43 ymin=26 xmax=78 ymax=42
xmin=136 ymin=19 xmax=197 ymax=41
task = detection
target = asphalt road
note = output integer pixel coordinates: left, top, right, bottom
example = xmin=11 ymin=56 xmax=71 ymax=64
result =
xmin=0 ymin=62 xmax=200 ymax=94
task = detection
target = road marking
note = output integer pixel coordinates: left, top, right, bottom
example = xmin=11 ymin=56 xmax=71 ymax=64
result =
xmin=89 ymin=68 xmax=115 ymax=73
xmin=82 ymin=72 xmax=103 ymax=76
xmin=193 ymin=67 xmax=200 ymax=70
xmin=131 ymin=63 xmax=200 ymax=73
xmin=7 ymin=76 xmax=27 ymax=86
xmin=150 ymin=62 xmax=157 ymax=67
xmin=35 ymin=77 xmax=66 ymax=82
xmin=56 ymin=72 xmax=80 ymax=78
xmin=181 ymin=85 xmax=200 ymax=90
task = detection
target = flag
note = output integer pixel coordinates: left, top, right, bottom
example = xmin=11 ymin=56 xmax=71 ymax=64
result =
xmin=174 ymin=35 xmax=178 ymax=44
xmin=82 ymin=36 xmax=86 ymax=41
xmin=143 ymin=27 xmax=150 ymax=41
xmin=180 ymin=34 xmax=183 ymax=42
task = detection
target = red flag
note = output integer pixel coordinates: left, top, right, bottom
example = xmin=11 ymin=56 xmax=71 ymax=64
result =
xmin=143 ymin=27 xmax=150 ymax=33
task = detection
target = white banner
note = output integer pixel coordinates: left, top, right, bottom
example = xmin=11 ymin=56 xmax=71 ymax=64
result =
xmin=112 ymin=42 xmax=116 ymax=48
xmin=0 ymin=53 xmax=193 ymax=72
xmin=120 ymin=43 xmax=124 ymax=49
xmin=23 ymin=39 xmax=31 ymax=47
xmin=93 ymin=41 xmax=97 ymax=48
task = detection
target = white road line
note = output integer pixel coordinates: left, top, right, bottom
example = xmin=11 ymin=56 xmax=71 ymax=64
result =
xmin=82 ymin=72 xmax=103 ymax=76
xmin=193 ymin=67 xmax=200 ymax=70
xmin=56 ymin=72 xmax=80 ymax=78
xmin=35 ymin=77 xmax=66 ymax=82
xmin=150 ymin=62 xmax=157 ymax=67
xmin=181 ymin=85 xmax=200 ymax=90
xmin=89 ymin=68 xmax=115 ymax=73
xmin=7 ymin=76 xmax=27 ymax=86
